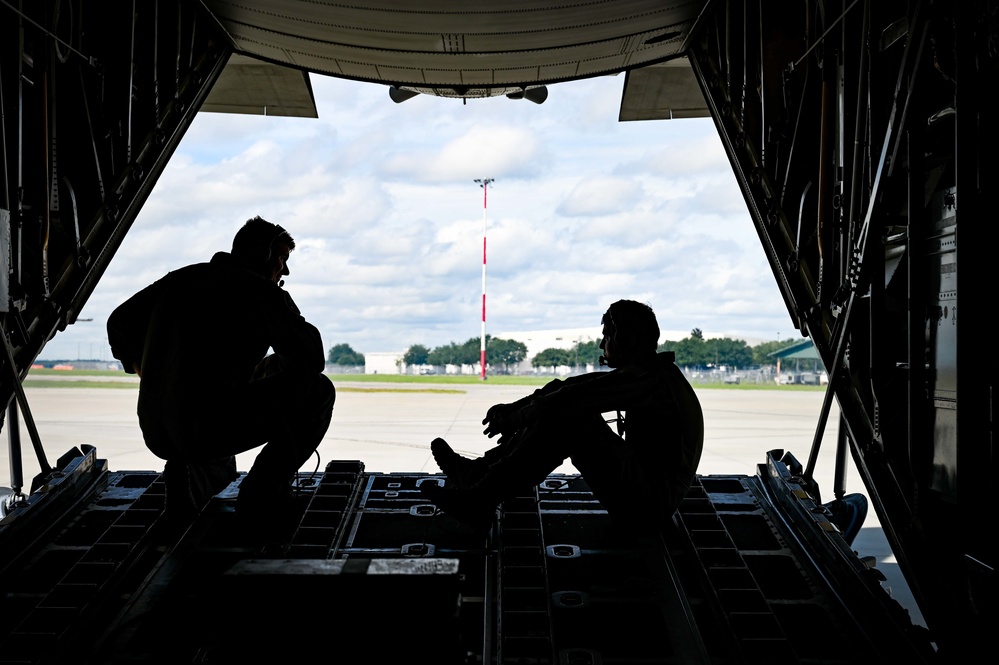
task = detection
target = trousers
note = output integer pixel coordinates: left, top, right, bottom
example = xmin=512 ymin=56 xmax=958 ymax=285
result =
xmin=138 ymin=361 xmax=335 ymax=501
xmin=478 ymin=412 xmax=665 ymax=522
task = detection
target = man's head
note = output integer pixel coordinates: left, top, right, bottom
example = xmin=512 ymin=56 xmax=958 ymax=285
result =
xmin=599 ymin=300 xmax=660 ymax=367
xmin=231 ymin=216 xmax=295 ymax=283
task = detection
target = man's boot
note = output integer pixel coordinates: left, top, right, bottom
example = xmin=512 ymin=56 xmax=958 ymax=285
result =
xmin=189 ymin=457 xmax=238 ymax=505
xmin=421 ymin=454 xmax=542 ymax=531
xmin=420 ymin=482 xmax=498 ymax=532
xmin=431 ymin=438 xmax=490 ymax=489
xmin=163 ymin=460 xmax=199 ymax=523
xmin=236 ymin=467 xmax=295 ymax=522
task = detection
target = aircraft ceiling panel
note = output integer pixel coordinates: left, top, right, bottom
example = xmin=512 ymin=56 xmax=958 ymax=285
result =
xmin=323 ymin=57 xmax=382 ymax=82
xmin=201 ymin=0 xmax=700 ymax=45
xmin=619 ymin=58 xmax=708 ymax=121
xmin=220 ymin=24 xmax=655 ymax=76
xmin=371 ymin=66 xmax=430 ymax=85
xmin=199 ymin=0 xmax=708 ymax=97
xmin=494 ymin=67 xmax=545 ymax=86
xmin=203 ymin=56 xmax=319 ymax=118
xmin=539 ymin=61 xmax=584 ymax=81
xmin=219 ymin=35 xmax=298 ymax=67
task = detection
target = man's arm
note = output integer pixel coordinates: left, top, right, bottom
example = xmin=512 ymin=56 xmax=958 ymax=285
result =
xmin=107 ymin=282 xmax=161 ymax=375
xmin=265 ymin=287 xmax=327 ymax=373
xmin=482 ymin=371 xmax=610 ymax=440
xmin=530 ymin=364 xmax=661 ymax=415
xmin=504 ymin=371 xmax=606 ymax=410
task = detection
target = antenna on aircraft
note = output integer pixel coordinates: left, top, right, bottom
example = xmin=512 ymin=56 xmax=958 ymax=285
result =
xmin=389 ymin=86 xmax=419 ymax=103
xmin=506 ymin=86 xmax=548 ymax=104
xmin=390 ymin=85 xmax=548 ymax=104
xmin=474 ymin=178 xmax=494 ymax=380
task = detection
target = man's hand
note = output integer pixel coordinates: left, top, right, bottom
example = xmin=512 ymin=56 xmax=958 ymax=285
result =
xmin=131 ymin=361 xmax=142 ymax=377
xmin=251 ymin=354 xmax=286 ymax=381
xmin=482 ymin=403 xmax=515 ymax=439
xmin=482 ymin=402 xmax=539 ymax=442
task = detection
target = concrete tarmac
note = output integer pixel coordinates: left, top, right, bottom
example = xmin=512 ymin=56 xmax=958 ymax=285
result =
xmin=5 ymin=382 xmax=923 ymax=627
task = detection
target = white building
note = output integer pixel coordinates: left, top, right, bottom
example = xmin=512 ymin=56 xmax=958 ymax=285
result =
xmin=364 ymin=351 xmax=403 ymax=375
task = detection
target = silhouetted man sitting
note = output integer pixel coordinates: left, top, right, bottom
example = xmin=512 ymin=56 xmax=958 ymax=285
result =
xmin=108 ymin=216 xmax=335 ymax=525
xmin=422 ymin=299 xmax=703 ymax=532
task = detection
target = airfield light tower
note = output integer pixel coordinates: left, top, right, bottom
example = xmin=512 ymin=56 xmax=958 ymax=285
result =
xmin=474 ymin=178 xmax=494 ymax=380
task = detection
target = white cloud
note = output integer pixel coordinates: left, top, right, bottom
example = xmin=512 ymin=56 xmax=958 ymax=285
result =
xmin=45 ymin=74 xmax=801 ymax=361
xmin=380 ymin=125 xmax=546 ymax=183
xmin=556 ymin=177 xmax=644 ymax=217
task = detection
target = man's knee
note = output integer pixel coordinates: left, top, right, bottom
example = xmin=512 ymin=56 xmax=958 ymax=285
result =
xmin=268 ymin=370 xmax=335 ymax=411
xmin=292 ymin=373 xmax=335 ymax=430
xmin=321 ymin=375 xmax=336 ymax=403
xmin=314 ymin=375 xmax=335 ymax=414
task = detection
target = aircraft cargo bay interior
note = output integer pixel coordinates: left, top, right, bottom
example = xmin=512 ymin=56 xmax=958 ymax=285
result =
xmin=0 ymin=2 xmax=993 ymax=663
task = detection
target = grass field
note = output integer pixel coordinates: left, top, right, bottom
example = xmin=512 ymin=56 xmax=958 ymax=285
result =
xmin=24 ymin=368 xmax=824 ymax=391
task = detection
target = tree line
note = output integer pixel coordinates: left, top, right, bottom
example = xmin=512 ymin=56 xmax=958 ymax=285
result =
xmin=530 ymin=328 xmax=784 ymax=369
xmin=401 ymin=335 xmax=527 ymax=374
xmin=328 ymin=329 xmax=804 ymax=371
xmin=327 ymin=335 xmax=529 ymax=373
xmin=326 ymin=343 xmax=365 ymax=366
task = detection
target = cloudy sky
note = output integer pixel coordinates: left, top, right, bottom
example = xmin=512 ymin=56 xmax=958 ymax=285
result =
xmin=41 ymin=72 xmax=801 ymax=361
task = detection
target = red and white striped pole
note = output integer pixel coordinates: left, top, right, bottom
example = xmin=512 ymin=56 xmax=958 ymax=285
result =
xmin=474 ymin=178 xmax=493 ymax=380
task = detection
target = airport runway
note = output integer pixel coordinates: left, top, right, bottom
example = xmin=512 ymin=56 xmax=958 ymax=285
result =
xmin=11 ymin=382 xmax=847 ymax=480
xmin=5 ymin=382 xmax=923 ymax=627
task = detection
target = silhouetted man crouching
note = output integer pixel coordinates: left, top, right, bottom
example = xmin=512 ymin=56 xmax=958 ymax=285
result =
xmin=108 ymin=216 xmax=334 ymax=525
